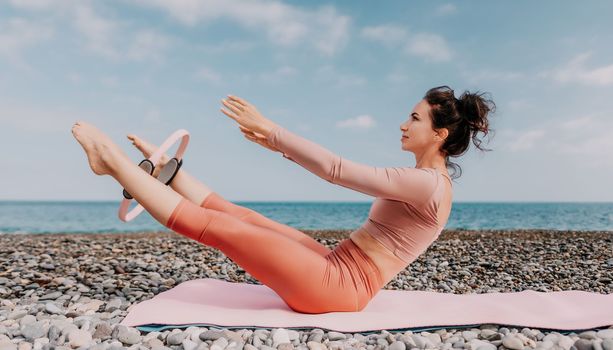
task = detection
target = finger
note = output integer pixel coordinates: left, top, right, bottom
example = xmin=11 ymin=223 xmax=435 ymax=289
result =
xmin=226 ymin=99 xmax=244 ymax=111
xmin=238 ymin=125 xmax=255 ymax=134
xmin=220 ymin=107 xmax=239 ymax=121
xmin=222 ymin=99 xmax=243 ymax=115
xmin=228 ymin=95 xmax=248 ymax=107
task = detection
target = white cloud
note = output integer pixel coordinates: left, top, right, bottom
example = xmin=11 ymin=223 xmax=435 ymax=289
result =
xmin=313 ymin=65 xmax=367 ymax=87
xmin=129 ymin=0 xmax=350 ymax=56
xmin=0 ymin=17 xmax=53 ymax=68
xmin=505 ymin=129 xmax=546 ymax=152
xmin=460 ymin=68 xmax=525 ymax=85
xmin=198 ymin=40 xmax=257 ymax=54
xmin=73 ymin=5 xmax=172 ymax=62
xmin=559 ymin=115 xmax=593 ymax=130
xmin=336 ymin=115 xmax=376 ymax=129
xmin=126 ymin=30 xmax=171 ymax=62
xmin=435 ymin=3 xmax=457 ymax=16
xmin=539 ymin=51 xmax=613 ymax=86
xmin=506 ymin=99 xmax=530 ymax=111
xmin=258 ymin=66 xmax=298 ymax=83
xmin=0 ymin=103 xmax=79 ymax=133
xmin=551 ymin=114 xmax=613 ymax=157
xmin=8 ymin=0 xmax=73 ymax=11
xmin=386 ymin=70 xmax=410 ymax=84
xmin=73 ymin=5 xmax=118 ymax=59
xmin=360 ymin=24 xmax=408 ymax=46
xmin=195 ymin=67 xmax=222 ymax=83
xmin=497 ymin=113 xmax=613 ymax=167
xmin=7 ymin=1 xmax=172 ymax=62
xmin=405 ymin=32 xmax=453 ymax=63
xmin=361 ymin=24 xmax=453 ymax=62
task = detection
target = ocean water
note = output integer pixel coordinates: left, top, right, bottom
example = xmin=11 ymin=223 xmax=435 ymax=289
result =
xmin=0 ymin=201 xmax=612 ymax=235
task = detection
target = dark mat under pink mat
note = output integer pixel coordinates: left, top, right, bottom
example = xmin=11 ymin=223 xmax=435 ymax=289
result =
xmin=120 ymin=278 xmax=613 ymax=333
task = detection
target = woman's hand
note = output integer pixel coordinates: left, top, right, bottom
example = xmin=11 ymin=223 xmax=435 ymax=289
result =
xmin=220 ymin=95 xmax=277 ymax=139
xmin=238 ymin=125 xmax=281 ymax=153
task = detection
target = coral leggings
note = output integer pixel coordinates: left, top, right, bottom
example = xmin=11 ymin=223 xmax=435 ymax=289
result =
xmin=165 ymin=192 xmax=385 ymax=313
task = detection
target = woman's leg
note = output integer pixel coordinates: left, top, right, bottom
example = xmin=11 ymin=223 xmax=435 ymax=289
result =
xmin=127 ymin=134 xmax=331 ymax=257
xmin=198 ymin=192 xmax=331 ymax=257
xmin=73 ymin=121 xmax=370 ymax=313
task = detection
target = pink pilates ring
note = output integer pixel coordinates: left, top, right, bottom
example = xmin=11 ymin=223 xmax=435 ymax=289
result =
xmin=118 ymin=129 xmax=190 ymax=222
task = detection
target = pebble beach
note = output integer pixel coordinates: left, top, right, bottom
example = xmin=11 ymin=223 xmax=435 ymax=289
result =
xmin=0 ymin=229 xmax=612 ymax=350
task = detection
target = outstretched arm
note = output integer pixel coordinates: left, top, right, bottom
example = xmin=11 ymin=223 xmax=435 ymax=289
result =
xmin=266 ymin=125 xmax=438 ymax=206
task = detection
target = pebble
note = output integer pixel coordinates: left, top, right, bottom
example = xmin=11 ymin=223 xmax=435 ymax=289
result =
xmin=0 ymin=230 xmax=611 ymax=350
xmin=166 ymin=332 xmax=186 ymax=345
xmin=44 ymin=302 xmax=63 ymax=315
xmin=599 ymin=330 xmax=613 ymax=339
xmin=117 ymin=327 xmax=141 ymax=345
xmin=20 ymin=322 xmax=46 ymax=341
xmin=68 ymin=329 xmax=92 ymax=348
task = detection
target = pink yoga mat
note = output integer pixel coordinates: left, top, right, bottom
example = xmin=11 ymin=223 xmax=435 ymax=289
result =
xmin=120 ymin=278 xmax=613 ymax=332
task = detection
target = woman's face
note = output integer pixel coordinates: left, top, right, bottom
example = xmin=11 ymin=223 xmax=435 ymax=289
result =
xmin=400 ymin=99 xmax=434 ymax=152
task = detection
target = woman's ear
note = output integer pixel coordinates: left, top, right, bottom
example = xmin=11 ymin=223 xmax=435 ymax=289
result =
xmin=435 ymin=128 xmax=449 ymax=141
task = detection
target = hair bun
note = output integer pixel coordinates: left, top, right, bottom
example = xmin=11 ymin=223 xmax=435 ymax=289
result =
xmin=457 ymin=94 xmax=473 ymax=122
xmin=456 ymin=91 xmax=495 ymax=131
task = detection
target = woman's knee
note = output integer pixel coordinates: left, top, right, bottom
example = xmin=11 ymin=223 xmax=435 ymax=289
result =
xmin=167 ymin=199 xmax=221 ymax=243
xmin=283 ymin=287 xmax=358 ymax=314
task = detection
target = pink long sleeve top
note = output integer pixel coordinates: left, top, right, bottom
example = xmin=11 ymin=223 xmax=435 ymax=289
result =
xmin=266 ymin=125 xmax=452 ymax=265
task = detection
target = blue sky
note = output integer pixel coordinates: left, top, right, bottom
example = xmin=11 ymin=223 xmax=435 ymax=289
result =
xmin=1 ymin=1 xmax=612 ymax=202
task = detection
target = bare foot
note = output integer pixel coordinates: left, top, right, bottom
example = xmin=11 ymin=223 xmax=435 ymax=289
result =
xmin=71 ymin=121 xmax=124 ymax=176
xmin=126 ymin=134 xmax=171 ymax=178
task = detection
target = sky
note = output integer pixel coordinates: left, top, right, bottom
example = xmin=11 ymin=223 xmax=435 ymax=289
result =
xmin=1 ymin=0 xmax=612 ymax=202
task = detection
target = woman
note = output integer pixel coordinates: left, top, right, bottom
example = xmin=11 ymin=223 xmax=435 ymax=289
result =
xmin=71 ymin=85 xmax=495 ymax=314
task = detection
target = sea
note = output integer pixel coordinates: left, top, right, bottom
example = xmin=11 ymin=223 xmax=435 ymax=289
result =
xmin=0 ymin=201 xmax=612 ymax=235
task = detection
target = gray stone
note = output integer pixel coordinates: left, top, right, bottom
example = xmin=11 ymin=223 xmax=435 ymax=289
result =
xmin=210 ymin=337 xmax=228 ymax=350
xmin=277 ymin=343 xmax=293 ymax=350
xmin=166 ymin=332 xmax=186 ymax=345
xmin=462 ymin=331 xmax=478 ymax=341
xmin=199 ymin=330 xmax=224 ymax=341
xmin=68 ymin=329 xmax=92 ymax=348
xmin=411 ymin=335 xmax=427 ymax=349
xmin=182 ymin=339 xmax=199 ymax=350
xmin=7 ymin=310 xmax=27 ymax=320
xmin=105 ymin=298 xmax=123 ymax=312
xmin=47 ymin=325 xmax=61 ymax=341
xmin=476 ymin=344 xmax=497 ymax=350
xmin=574 ymin=339 xmax=594 ymax=350
xmin=390 ymin=341 xmax=406 ymax=350
xmin=502 ymin=335 xmax=524 ymax=350
xmin=480 ymin=330 xmax=501 ymax=341
xmin=117 ymin=327 xmax=141 ymax=345
xmin=20 ymin=322 xmax=46 ymax=341
xmin=328 ymin=332 xmax=346 ymax=341
xmin=44 ymin=302 xmax=63 ymax=315
xmin=598 ymin=331 xmax=613 ymax=340
xmin=93 ymin=322 xmax=112 ymax=340
xmin=39 ymin=292 xmax=62 ymax=301
xmin=580 ymin=332 xmax=598 ymax=340
xmin=40 ymin=263 xmax=55 ymax=270
xmin=19 ymin=315 xmax=36 ymax=328
xmin=146 ymin=338 xmax=164 ymax=348
xmin=272 ymin=329 xmax=290 ymax=348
